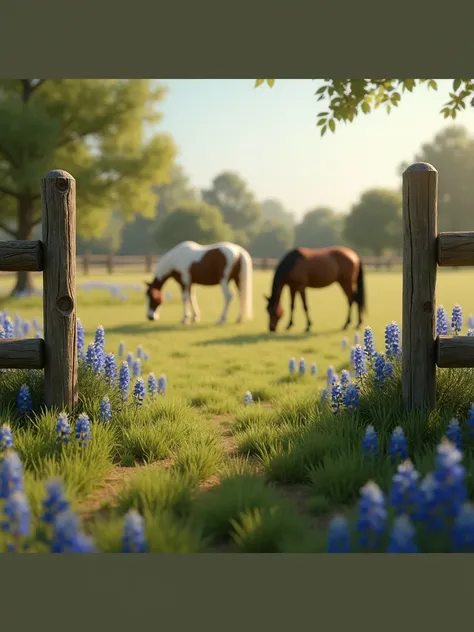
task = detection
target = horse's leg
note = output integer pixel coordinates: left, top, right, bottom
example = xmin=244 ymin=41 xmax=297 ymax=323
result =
xmin=234 ymin=276 xmax=242 ymax=324
xmin=181 ymin=285 xmax=192 ymax=325
xmin=338 ymin=280 xmax=353 ymax=330
xmin=299 ymin=288 xmax=312 ymax=333
xmin=285 ymin=286 xmax=297 ymax=331
xmin=189 ymin=285 xmax=201 ymax=323
xmin=217 ymin=279 xmax=233 ymax=325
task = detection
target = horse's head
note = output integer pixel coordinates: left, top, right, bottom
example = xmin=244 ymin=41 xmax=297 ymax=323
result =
xmin=265 ymin=295 xmax=283 ymax=332
xmin=145 ymin=278 xmax=163 ymax=321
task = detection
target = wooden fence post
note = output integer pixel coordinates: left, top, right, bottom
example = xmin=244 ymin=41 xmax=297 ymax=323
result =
xmin=402 ymin=162 xmax=438 ymax=411
xmin=107 ymin=253 xmax=114 ymax=275
xmin=145 ymin=254 xmax=153 ymax=273
xmin=41 ymin=170 xmax=78 ymax=411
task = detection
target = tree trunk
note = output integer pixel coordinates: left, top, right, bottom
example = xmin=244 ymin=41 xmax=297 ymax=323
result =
xmin=10 ymin=197 xmax=35 ymax=296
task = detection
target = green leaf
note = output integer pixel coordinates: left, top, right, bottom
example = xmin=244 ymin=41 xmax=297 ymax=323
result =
xmin=361 ymin=102 xmax=371 ymax=114
xmin=317 ymin=118 xmax=326 ymax=126
xmin=428 ymin=80 xmax=438 ymax=90
xmin=386 ymin=104 xmax=391 ymax=114
xmin=315 ymin=86 xmax=327 ymax=95
xmin=255 ymin=79 xmax=264 ymax=88
xmin=266 ymin=79 xmax=275 ymax=88
xmin=317 ymin=111 xmax=329 ymax=118
xmin=402 ymin=79 xmax=415 ymax=92
xmin=328 ymin=119 xmax=336 ymax=133
xmin=321 ymin=126 xmax=327 ymax=137
xmin=453 ymin=78 xmax=462 ymax=92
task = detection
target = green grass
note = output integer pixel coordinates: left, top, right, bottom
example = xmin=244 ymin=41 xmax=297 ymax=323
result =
xmin=1 ymin=267 xmax=474 ymax=553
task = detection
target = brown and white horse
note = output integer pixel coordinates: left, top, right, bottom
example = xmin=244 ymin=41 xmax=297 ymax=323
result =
xmin=265 ymin=246 xmax=366 ymax=333
xmin=145 ymin=241 xmax=253 ymax=325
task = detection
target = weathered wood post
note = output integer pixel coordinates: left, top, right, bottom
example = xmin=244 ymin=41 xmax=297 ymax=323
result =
xmin=107 ymin=253 xmax=114 ymax=275
xmin=145 ymin=254 xmax=153 ymax=274
xmin=402 ymin=162 xmax=438 ymax=411
xmin=41 ymin=170 xmax=78 ymax=410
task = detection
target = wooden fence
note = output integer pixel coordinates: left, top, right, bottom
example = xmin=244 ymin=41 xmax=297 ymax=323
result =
xmin=402 ymin=162 xmax=474 ymax=411
xmin=0 ymin=170 xmax=78 ymax=411
xmin=73 ymin=252 xmax=402 ymax=276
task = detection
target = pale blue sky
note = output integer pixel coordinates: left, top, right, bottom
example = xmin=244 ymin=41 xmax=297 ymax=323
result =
xmin=155 ymin=80 xmax=474 ymax=219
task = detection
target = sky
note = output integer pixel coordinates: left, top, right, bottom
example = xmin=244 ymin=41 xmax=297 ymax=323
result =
xmin=153 ymin=79 xmax=474 ymax=220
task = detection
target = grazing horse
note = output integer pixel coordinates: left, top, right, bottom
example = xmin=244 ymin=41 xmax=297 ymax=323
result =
xmin=145 ymin=241 xmax=253 ymax=325
xmin=265 ymin=246 xmax=366 ymax=333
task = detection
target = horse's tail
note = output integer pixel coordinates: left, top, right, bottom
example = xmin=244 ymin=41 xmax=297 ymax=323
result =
xmin=238 ymin=247 xmax=254 ymax=320
xmin=356 ymin=259 xmax=366 ymax=315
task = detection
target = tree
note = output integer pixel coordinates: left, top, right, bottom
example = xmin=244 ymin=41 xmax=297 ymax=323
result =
xmin=0 ymin=79 xmax=175 ymax=293
xmin=399 ymin=125 xmax=474 ymax=232
xmin=261 ymin=199 xmax=295 ymax=227
xmin=202 ymin=171 xmax=262 ymax=245
xmin=155 ymin=202 xmax=233 ymax=252
xmin=255 ymin=79 xmax=474 ymax=136
xmin=294 ymin=207 xmax=342 ymax=248
xmin=249 ymin=220 xmax=294 ymax=258
xmin=77 ymin=213 xmax=124 ymax=255
xmin=119 ymin=164 xmax=197 ymax=255
xmin=343 ymin=189 xmax=402 ymax=257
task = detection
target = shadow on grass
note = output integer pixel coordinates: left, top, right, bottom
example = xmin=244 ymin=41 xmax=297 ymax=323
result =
xmin=102 ymin=322 xmax=223 ymax=336
xmin=196 ymin=327 xmax=344 ymax=347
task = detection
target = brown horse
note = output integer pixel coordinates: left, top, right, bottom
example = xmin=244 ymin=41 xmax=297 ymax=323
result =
xmin=265 ymin=246 xmax=366 ymax=333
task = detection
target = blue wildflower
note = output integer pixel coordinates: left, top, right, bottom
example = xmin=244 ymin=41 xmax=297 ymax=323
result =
xmin=56 ymin=412 xmax=70 ymax=445
xmin=446 ymin=418 xmax=462 ymax=450
xmin=244 ymin=391 xmax=254 ymax=405
xmin=344 ymin=383 xmax=360 ymax=411
xmin=326 ymin=366 xmax=336 ymax=389
xmin=354 ymin=333 xmax=360 ymax=345
xmin=144 ymin=352 xmax=150 ymax=362
xmin=452 ymin=503 xmax=474 ymax=552
xmin=42 ymin=479 xmax=70 ymax=524
xmin=147 ymin=373 xmax=158 ymax=397
xmin=310 ymin=363 xmax=317 ymax=376
xmin=74 ymin=413 xmax=92 ymax=447
xmin=126 ymin=352 xmax=134 ymax=369
xmin=0 ymin=325 xmax=4 ymax=339
xmin=387 ymin=515 xmax=418 ymax=553
xmin=327 ymin=515 xmax=351 ymax=553
xmin=340 ymin=370 xmax=351 ymax=387
xmin=85 ymin=343 xmax=96 ymax=370
xmin=133 ymin=378 xmax=146 ymax=407
xmin=158 ymin=375 xmax=167 ymax=396
xmin=289 ymin=357 xmax=296 ymax=374
xmin=22 ymin=321 xmax=31 ymax=336
xmin=0 ymin=424 xmax=14 ymax=450
xmin=388 ymin=426 xmax=408 ymax=464
xmin=389 ymin=460 xmax=421 ymax=518
xmin=136 ymin=345 xmax=144 ymax=359
xmin=374 ymin=353 xmax=386 ymax=386
xmin=356 ymin=481 xmax=387 ymax=549
xmin=119 ymin=361 xmax=131 ymax=401
xmin=132 ymin=359 xmax=142 ymax=378
xmin=2 ymin=491 xmax=31 ymax=544
xmin=3 ymin=317 xmax=14 ymax=339
xmin=469 ymin=315 xmax=474 ymax=330
xmin=362 ymin=425 xmax=378 ymax=458
xmin=17 ymin=384 xmax=32 ymax=414
xmin=363 ymin=326 xmax=376 ymax=359
xmin=383 ymin=360 xmax=393 ymax=380
xmin=436 ymin=306 xmax=449 ymax=336
xmin=385 ymin=322 xmax=401 ymax=357
xmin=77 ymin=319 xmax=85 ymax=359
xmin=467 ymin=404 xmax=474 ymax=439
xmin=468 ymin=329 xmax=474 ymax=337
xmin=331 ymin=381 xmax=344 ymax=415
xmin=451 ymin=304 xmax=463 ymax=335
xmin=99 ymin=397 xmax=112 ymax=422
xmin=0 ymin=451 xmax=24 ymax=499
xmin=104 ymin=353 xmax=117 ymax=386
xmin=118 ymin=341 xmax=125 ymax=357
xmin=93 ymin=325 xmax=105 ymax=373
xmin=52 ymin=510 xmax=97 ymax=553
xmin=320 ymin=388 xmax=328 ymax=405
xmin=352 ymin=345 xmax=367 ymax=378
xmin=342 ymin=337 xmax=348 ymax=350
xmin=298 ymin=358 xmax=306 ymax=375
xmin=122 ymin=509 xmax=147 ymax=553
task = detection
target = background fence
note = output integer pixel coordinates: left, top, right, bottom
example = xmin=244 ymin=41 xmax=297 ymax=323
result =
xmin=0 ymin=170 xmax=78 ymax=410
xmin=402 ymin=162 xmax=474 ymax=411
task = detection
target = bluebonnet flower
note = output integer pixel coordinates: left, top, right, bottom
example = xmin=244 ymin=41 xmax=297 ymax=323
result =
xmin=76 ymin=319 xmax=85 ymax=359
xmin=374 ymin=354 xmax=386 ymax=386
xmin=298 ymin=358 xmax=306 ymax=375
xmin=469 ymin=314 xmax=474 ymax=330
xmin=327 ymin=515 xmax=351 ymax=553
xmin=119 ymin=361 xmax=131 ymax=401
xmin=118 ymin=341 xmax=125 ymax=358
xmin=383 ymin=360 xmax=393 ymax=380
xmin=3 ymin=317 xmax=14 ymax=339
xmin=344 ymin=383 xmax=360 ymax=411
xmin=363 ymin=327 xmax=376 ymax=359
xmin=451 ymin=304 xmax=463 ymax=335
xmin=136 ymin=345 xmax=144 ymax=359
xmin=99 ymin=397 xmax=112 ymax=423
xmin=17 ymin=384 xmax=32 ymax=414
xmin=342 ymin=337 xmax=348 ymax=350
xmin=356 ymin=481 xmax=387 ymax=549
xmin=388 ymin=426 xmax=408 ymax=464
xmin=389 ymin=460 xmax=421 ymax=518
xmin=340 ymin=370 xmax=351 ymax=387
xmin=352 ymin=345 xmax=367 ymax=378
xmin=349 ymin=347 xmax=355 ymax=367
xmin=93 ymin=325 xmax=106 ymax=373
xmin=244 ymin=391 xmax=254 ymax=405
xmin=132 ymin=359 xmax=142 ymax=378
xmin=32 ymin=318 xmax=41 ymax=333
xmin=0 ymin=325 xmax=4 ymax=339
xmin=467 ymin=403 xmax=474 ymax=439
xmin=104 ymin=353 xmax=117 ymax=386
xmin=0 ymin=451 xmax=24 ymax=499
xmin=144 ymin=352 xmax=150 ymax=362
xmin=387 ymin=515 xmax=418 ymax=553
xmin=22 ymin=321 xmax=31 ymax=336
xmin=468 ymin=329 xmax=474 ymax=337
xmin=385 ymin=322 xmax=401 ymax=357
xmin=320 ymin=388 xmax=328 ymax=405
xmin=122 ymin=509 xmax=147 ymax=553
xmin=452 ymin=503 xmax=474 ymax=552
xmin=326 ymin=366 xmax=336 ymax=389
xmin=147 ymin=373 xmax=158 ymax=397
xmin=310 ymin=363 xmax=317 ymax=376
xmin=288 ymin=357 xmax=296 ymax=374
xmin=354 ymin=333 xmax=360 ymax=345
xmin=133 ymin=378 xmax=146 ymax=407
xmin=2 ymin=491 xmax=31 ymax=545
xmin=0 ymin=424 xmax=14 ymax=450
xmin=85 ymin=343 xmax=96 ymax=370
xmin=52 ymin=510 xmax=97 ymax=553
xmin=126 ymin=352 xmax=134 ymax=369
xmin=42 ymin=479 xmax=70 ymax=524
xmin=446 ymin=418 xmax=462 ymax=450
xmin=331 ymin=381 xmax=344 ymax=415
xmin=362 ymin=425 xmax=378 ymax=458
xmin=56 ymin=412 xmax=70 ymax=445
xmin=158 ymin=375 xmax=167 ymax=395
xmin=436 ymin=306 xmax=449 ymax=336
xmin=75 ymin=413 xmax=92 ymax=447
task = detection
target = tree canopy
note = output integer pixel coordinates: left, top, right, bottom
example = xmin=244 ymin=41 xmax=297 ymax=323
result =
xmin=255 ymin=79 xmax=474 ymax=136
xmin=249 ymin=219 xmax=294 ymax=259
xmin=294 ymin=207 xmax=342 ymax=248
xmin=0 ymin=79 xmax=175 ymax=292
xmin=261 ymin=198 xmax=295 ymax=227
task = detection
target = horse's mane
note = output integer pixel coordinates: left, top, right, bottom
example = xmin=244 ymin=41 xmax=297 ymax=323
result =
xmin=153 ymin=248 xmax=173 ymax=280
xmin=270 ymin=249 xmax=303 ymax=302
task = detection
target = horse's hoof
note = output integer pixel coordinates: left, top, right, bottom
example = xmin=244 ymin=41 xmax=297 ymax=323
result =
xmin=192 ymin=317 xmax=201 ymax=324
xmin=181 ymin=318 xmax=191 ymax=325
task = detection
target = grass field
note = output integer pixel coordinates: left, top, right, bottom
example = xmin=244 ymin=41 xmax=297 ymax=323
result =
xmin=1 ymin=267 xmax=474 ymax=553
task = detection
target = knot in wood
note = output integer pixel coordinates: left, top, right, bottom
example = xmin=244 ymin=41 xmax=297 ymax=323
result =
xmin=56 ymin=295 xmax=74 ymax=315
xmin=422 ymin=301 xmax=432 ymax=314
xmin=56 ymin=177 xmax=68 ymax=192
